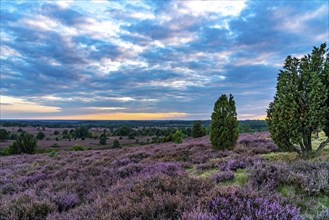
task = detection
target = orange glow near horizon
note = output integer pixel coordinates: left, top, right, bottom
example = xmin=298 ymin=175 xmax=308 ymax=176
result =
xmin=31 ymin=112 xmax=190 ymax=120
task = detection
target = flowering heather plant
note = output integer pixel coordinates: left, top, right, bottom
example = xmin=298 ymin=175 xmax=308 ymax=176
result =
xmin=247 ymin=161 xmax=285 ymax=191
xmin=286 ymin=160 xmax=329 ymax=195
xmin=237 ymin=132 xmax=279 ymax=154
xmin=212 ymin=170 xmax=235 ymax=183
xmin=182 ymin=187 xmax=303 ymax=220
xmin=219 ymin=154 xmax=262 ymax=171
xmin=315 ymin=209 xmax=329 ymax=220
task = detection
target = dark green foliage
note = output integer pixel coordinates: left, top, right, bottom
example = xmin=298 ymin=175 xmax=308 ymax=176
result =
xmin=113 ymin=126 xmax=135 ymax=136
xmin=53 ymin=130 xmax=59 ymax=135
xmin=192 ymin=121 xmax=206 ymax=138
xmin=9 ymin=132 xmax=37 ymax=154
xmin=70 ymin=145 xmax=85 ymax=151
xmin=36 ymin=131 xmax=45 ymax=140
xmin=210 ymin=94 xmax=239 ymax=150
xmin=99 ymin=134 xmax=107 ymax=145
xmin=0 ymin=128 xmax=10 ymax=141
xmin=267 ymin=43 xmax=329 ymax=157
xmin=10 ymin=133 xmax=18 ymax=140
xmin=113 ymin=139 xmax=121 ymax=148
xmin=74 ymin=127 xmax=89 ymax=139
xmin=173 ymin=130 xmax=183 ymax=144
xmin=51 ymin=143 xmax=59 ymax=148
xmin=239 ymin=120 xmax=268 ymax=133
xmin=62 ymin=130 xmax=68 ymax=135
xmin=48 ymin=151 xmax=58 ymax=158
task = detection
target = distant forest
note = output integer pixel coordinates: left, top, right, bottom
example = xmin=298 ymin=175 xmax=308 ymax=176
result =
xmin=0 ymin=120 xmax=267 ymax=133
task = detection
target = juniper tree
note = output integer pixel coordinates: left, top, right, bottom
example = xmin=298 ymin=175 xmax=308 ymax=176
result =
xmin=210 ymin=94 xmax=239 ymax=150
xmin=192 ymin=121 xmax=206 ymax=138
xmin=267 ymin=43 xmax=329 ymax=157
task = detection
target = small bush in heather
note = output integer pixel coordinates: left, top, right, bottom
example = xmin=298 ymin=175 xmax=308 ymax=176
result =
xmin=247 ymin=162 xmax=284 ymax=191
xmin=173 ymin=130 xmax=183 ymax=144
xmin=112 ymin=139 xmax=121 ymax=148
xmin=287 ymin=160 xmax=329 ymax=195
xmin=192 ymin=121 xmax=206 ymax=138
xmin=212 ymin=171 xmax=234 ymax=183
xmin=70 ymin=145 xmax=85 ymax=151
xmin=51 ymin=143 xmax=59 ymax=148
xmin=219 ymin=155 xmax=261 ymax=171
xmin=36 ymin=131 xmax=45 ymax=140
xmin=9 ymin=132 xmax=37 ymax=154
xmin=48 ymin=151 xmax=58 ymax=158
xmin=99 ymin=135 xmax=106 ymax=145
xmin=0 ymin=128 xmax=10 ymax=141
xmin=54 ymin=192 xmax=80 ymax=212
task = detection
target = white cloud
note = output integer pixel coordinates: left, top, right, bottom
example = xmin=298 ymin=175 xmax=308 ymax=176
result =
xmin=178 ymin=0 xmax=247 ymax=17
xmin=0 ymin=96 xmax=61 ymax=113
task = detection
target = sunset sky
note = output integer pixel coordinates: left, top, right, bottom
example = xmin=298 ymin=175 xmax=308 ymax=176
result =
xmin=1 ymin=0 xmax=328 ymax=120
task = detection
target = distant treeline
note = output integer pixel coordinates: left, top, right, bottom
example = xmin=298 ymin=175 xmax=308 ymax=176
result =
xmin=0 ymin=120 xmax=267 ymax=133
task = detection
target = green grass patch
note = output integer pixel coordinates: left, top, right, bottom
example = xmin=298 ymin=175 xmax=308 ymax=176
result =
xmin=260 ymin=152 xmax=299 ymax=161
xmin=186 ymin=166 xmax=218 ymax=178
xmin=221 ymin=169 xmax=247 ymax=187
xmin=234 ymin=169 xmax=247 ymax=186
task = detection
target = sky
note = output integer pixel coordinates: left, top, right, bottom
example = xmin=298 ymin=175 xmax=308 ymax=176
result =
xmin=0 ymin=0 xmax=328 ymax=120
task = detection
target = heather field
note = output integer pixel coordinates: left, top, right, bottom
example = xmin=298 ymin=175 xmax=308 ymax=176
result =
xmin=1 ymin=132 xmax=329 ymax=220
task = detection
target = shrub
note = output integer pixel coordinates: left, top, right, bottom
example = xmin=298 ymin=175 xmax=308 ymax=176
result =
xmin=212 ymin=171 xmax=234 ymax=183
xmin=112 ymin=140 xmax=121 ymax=148
xmin=247 ymin=162 xmax=284 ymax=191
xmin=219 ymin=155 xmax=261 ymax=171
xmin=287 ymin=160 xmax=329 ymax=195
xmin=192 ymin=121 xmax=206 ymax=138
xmin=0 ymin=128 xmax=10 ymax=141
xmin=0 ymin=147 xmax=11 ymax=156
xmin=36 ymin=131 xmax=45 ymax=140
xmin=48 ymin=151 xmax=58 ymax=158
xmin=9 ymin=132 xmax=37 ymax=154
xmin=70 ymin=145 xmax=85 ymax=151
xmin=99 ymin=135 xmax=106 ymax=145
xmin=173 ymin=130 xmax=183 ymax=144
xmin=51 ymin=143 xmax=59 ymax=148
xmin=210 ymin=94 xmax=238 ymax=150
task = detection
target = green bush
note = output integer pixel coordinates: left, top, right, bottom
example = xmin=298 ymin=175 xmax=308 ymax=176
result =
xmin=51 ymin=143 xmax=60 ymax=148
xmin=36 ymin=131 xmax=45 ymax=140
xmin=70 ymin=145 xmax=85 ymax=151
xmin=48 ymin=151 xmax=58 ymax=158
xmin=9 ymin=132 xmax=37 ymax=154
xmin=99 ymin=136 xmax=107 ymax=145
xmin=0 ymin=128 xmax=10 ymax=141
xmin=192 ymin=121 xmax=206 ymax=138
xmin=112 ymin=140 xmax=121 ymax=148
xmin=173 ymin=130 xmax=183 ymax=144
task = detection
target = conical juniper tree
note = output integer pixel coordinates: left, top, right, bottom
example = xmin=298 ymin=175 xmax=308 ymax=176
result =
xmin=267 ymin=43 xmax=329 ymax=157
xmin=210 ymin=94 xmax=239 ymax=150
xmin=192 ymin=121 xmax=206 ymax=138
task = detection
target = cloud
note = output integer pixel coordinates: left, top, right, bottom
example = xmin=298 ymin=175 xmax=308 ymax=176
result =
xmin=0 ymin=96 xmax=61 ymax=114
xmin=0 ymin=0 xmax=328 ymax=120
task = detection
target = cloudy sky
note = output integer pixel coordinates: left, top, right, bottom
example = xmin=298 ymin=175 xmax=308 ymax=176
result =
xmin=1 ymin=0 xmax=328 ymax=120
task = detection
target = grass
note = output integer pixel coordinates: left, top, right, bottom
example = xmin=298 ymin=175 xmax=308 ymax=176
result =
xmin=260 ymin=152 xmax=299 ymax=161
xmin=186 ymin=167 xmax=218 ymax=178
